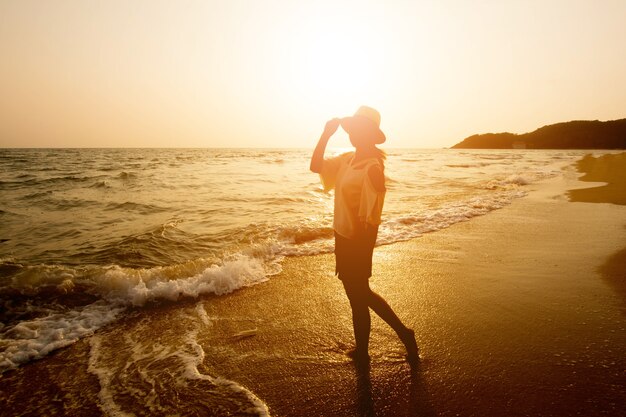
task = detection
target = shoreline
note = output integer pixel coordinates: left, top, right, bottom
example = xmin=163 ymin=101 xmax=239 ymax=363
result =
xmin=1 ymin=153 xmax=625 ymax=416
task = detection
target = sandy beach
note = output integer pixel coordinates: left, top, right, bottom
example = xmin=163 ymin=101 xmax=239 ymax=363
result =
xmin=1 ymin=153 xmax=625 ymax=416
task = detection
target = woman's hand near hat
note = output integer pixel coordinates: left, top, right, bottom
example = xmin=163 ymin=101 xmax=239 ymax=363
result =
xmin=310 ymin=118 xmax=340 ymax=173
xmin=322 ymin=118 xmax=341 ymax=140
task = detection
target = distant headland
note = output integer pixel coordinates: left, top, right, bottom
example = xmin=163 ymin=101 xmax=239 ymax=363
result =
xmin=452 ymin=118 xmax=626 ymax=149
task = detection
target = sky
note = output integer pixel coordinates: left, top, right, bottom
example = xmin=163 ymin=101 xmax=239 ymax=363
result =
xmin=1 ymin=0 xmax=625 ymax=149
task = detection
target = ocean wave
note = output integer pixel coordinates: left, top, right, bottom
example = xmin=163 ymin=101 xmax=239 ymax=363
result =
xmin=44 ymin=253 xmax=267 ymax=307
xmin=117 ymin=171 xmax=137 ymax=180
xmin=445 ymin=162 xmax=491 ymax=168
xmin=52 ymin=197 xmax=102 ymax=210
xmin=105 ymin=201 xmax=169 ymax=214
xmin=87 ymin=180 xmax=112 ymax=189
xmin=0 ymin=251 xmax=280 ymax=373
xmin=477 ymin=153 xmax=524 ymax=160
xmin=276 ymin=224 xmax=333 ymax=244
xmin=87 ymin=304 xmax=270 ymax=416
xmin=482 ymin=170 xmax=558 ymax=190
xmin=1 ymin=174 xmax=105 ymax=190
xmin=62 ymin=223 xmax=218 ymax=269
xmin=484 ymin=175 xmax=530 ymax=190
xmin=212 ymin=151 xmax=284 ymax=160
xmin=19 ymin=190 xmax=53 ymax=200
xmin=15 ymin=173 xmax=35 ymax=179
xmin=260 ymin=157 xmax=285 ymax=164
xmin=100 ymin=253 xmax=278 ymax=306
xmin=378 ymin=190 xmax=526 ymax=245
xmin=0 ymin=208 xmax=22 ymax=218
xmin=31 ymin=175 xmax=97 ymax=185
xmin=0 ymin=301 xmax=125 ymax=372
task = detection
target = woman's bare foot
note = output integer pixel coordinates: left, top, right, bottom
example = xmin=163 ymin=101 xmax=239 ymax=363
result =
xmin=399 ymin=327 xmax=419 ymax=363
xmin=347 ymin=347 xmax=370 ymax=366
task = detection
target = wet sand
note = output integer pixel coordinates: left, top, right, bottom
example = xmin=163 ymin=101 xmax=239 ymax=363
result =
xmin=567 ymin=152 xmax=626 ymax=205
xmin=1 ymin=153 xmax=625 ymax=416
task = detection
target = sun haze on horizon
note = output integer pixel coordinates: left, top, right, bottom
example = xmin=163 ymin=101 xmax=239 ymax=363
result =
xmin=1 ymin=0 xmax=625 ymax=149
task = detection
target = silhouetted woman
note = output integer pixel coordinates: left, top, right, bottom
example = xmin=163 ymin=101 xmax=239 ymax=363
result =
xmin=310 ymin=106 xmax=419 ymax=364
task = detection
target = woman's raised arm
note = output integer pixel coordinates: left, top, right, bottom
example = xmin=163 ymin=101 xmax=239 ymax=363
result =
xmin=310 ymin=118 xmax=340 ymax=173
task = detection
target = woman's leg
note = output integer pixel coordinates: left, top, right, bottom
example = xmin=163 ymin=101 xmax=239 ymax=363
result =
xmin=368 ymin=289 xmax=419 ymax=360
xmin=342 ymin=278 xmax=371 ymax=358
xmin=367 ymin=290 xmax=407 ymax=335
xmin=342 ymin=278 xmax=418 ymax=361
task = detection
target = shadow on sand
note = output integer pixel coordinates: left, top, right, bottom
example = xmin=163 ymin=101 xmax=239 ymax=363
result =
xmin=354 ymin=359 xmax=437 ymax=417
xmin=598 ymin=243 xmax=626 ymax=312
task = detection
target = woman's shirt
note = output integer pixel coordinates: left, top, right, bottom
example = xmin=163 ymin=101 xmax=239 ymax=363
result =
xmin=319 ymin=152 xmax=386 ymax=239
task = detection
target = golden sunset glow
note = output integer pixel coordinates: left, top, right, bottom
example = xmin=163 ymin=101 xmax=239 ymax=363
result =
xmin=1 ymin=2 xmax=626 ymax=415
xmin=269 ymin=4 xmax=388 ymax=109
xmin=1 ymin=0 xmax=625 ymax=148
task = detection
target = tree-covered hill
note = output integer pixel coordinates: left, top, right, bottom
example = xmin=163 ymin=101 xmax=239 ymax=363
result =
xmin=452 ymin=119 xmax=626 ymax=149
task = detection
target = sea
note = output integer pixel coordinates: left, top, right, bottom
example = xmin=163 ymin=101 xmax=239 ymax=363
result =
xmin=0 ymin=148 xmax=593 ymax=414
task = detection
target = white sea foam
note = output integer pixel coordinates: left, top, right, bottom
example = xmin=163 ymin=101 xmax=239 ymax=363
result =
xmin=378 ymin=190 xmax=526 ymax=245
xmin=483 ymin=170 xmax=558 ymax=190
xmin=195 ymin=302 xmax=211 ymax=326
xmin=100 ymin=254 xmax=275 ymax=306
xmin=503 ymin=175 xmax=531 ymax=186
xmin=0 ymin=301 xmax=125 ymax=373
xmin=181 ymin=332 xmax=270 ymax=416
xmin=3 ymin=252 xmax=279 ymax=306
xmin=0 ymin=253 xmax=279 ymax=374
xmin=87 ymin=305 xmax=270 ymax=416
xmin=88 ymin=335 xmax=135 ymax=417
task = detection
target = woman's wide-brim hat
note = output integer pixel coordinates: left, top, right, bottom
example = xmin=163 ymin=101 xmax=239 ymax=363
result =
xmin=340 ymin=106 xmax=386 ymax=144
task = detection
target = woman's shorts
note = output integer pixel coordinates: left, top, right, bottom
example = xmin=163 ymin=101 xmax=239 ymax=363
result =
xmin=334 ymin=225 xmax=379 ymax=281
